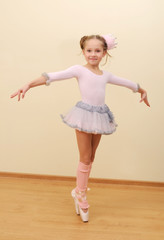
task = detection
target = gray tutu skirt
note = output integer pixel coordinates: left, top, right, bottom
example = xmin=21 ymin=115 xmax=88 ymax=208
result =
xmin=60 ymin=101 xmax=118 ymax=135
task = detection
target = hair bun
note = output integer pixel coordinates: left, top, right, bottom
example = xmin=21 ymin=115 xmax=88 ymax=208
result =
xmin=102 ymin=34 xmax=118 ymax=50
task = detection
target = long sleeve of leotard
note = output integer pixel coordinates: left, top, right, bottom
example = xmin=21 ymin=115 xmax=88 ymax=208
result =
xmin=42 ymin=65 xmax=78 ymax=85
xmin=42 ymin=65 xmax=140 ymax=105
xmin=107 ymin=72 xmax=139 ymax=92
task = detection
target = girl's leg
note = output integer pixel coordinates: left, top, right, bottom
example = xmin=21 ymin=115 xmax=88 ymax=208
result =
xmin=88 ymin=133 xmax=102 ymax=178
xmin=75 ymin=130 xmax=92 ymax=196
xmin=91 ymin=133 xmax=102 ymax=163
xmin=75 ymin=130 xmax=92 ymax=165
xmin=75 ymin=130 xmax=102 ymax=165
xmin=75 ymin=130 xmax=102 ymax=211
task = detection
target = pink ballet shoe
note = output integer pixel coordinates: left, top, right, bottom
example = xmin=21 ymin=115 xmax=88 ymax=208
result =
xmin=71 ymin=189 xmax=89 ymax=222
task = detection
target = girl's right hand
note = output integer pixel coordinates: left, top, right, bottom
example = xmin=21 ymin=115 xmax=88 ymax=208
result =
xmin=10 ymin=84 xmax=30 ymax=101
xmin=138 ymin=87 xmax=150 ymax=107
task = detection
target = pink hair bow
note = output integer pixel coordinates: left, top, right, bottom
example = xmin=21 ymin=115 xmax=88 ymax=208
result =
xmin=102 ymin=34 xmax=118 ymax=50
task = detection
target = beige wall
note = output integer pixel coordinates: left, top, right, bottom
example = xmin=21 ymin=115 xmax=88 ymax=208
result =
xmin=1 ymin=0 xmax=164 ymax=182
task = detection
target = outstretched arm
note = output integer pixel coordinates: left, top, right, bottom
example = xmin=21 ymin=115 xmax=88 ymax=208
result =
xmin=107 ymin=73 xmax=150 ymax=107
xmin=10 ymin=75 xmax=47 ymax=101
xmin=10 ymin=65 xmax=78 ymax=101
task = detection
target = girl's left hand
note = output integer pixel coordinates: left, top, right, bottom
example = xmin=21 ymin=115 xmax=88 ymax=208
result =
xmin=138 ymin=88 xmax=150 ymax=107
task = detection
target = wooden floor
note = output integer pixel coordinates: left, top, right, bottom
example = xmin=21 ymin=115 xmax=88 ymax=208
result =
xmin=0 ymin=177 xmax=164 ymax=240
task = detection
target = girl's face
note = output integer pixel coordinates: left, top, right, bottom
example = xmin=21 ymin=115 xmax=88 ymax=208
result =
xmin=83 ymin=39 xmax=106 ymax=67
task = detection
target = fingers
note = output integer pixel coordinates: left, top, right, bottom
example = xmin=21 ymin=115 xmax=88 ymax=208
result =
xmin=145 ymin=99 xmax=150 ymax=107
xmin=22 ymin=87 xmax=29 ymax=99
xmin=143 ymin=98 xmax=150 ymax=107
xmin=22 ymin=91 xmax=26 ymax=99
xmin=139 ymin=92 xmax=150 ymax=107
xmin=140 ymin=92 xmax=146 ymax=103
xmin=11 ymin=87 xmax=28 ymax=101
xmin=22 ymin=90 xmax=25 ymax=99
xmin=17 ymin=90 xmax=20 ymax=101
xmin=11 ymin=89 xmax=22 ymax=101
xmin=10 ymin=91 xmax=19 ymax=98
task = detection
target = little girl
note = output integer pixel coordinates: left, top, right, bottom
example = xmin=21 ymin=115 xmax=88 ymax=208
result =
xmin=11 ymin=34 xmax=150 ymax=223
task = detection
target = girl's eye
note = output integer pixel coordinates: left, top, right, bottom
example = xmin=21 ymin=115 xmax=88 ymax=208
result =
xmin=86 ymin=50 xmax=101 ymax=53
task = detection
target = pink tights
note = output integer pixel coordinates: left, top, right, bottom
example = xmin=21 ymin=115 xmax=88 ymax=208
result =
xmin=75 ymin=161 xmax=92 ymax=209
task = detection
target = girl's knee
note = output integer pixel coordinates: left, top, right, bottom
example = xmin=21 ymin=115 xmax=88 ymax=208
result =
xmin=80 ymin=154 xmax=92 ymax=165
xmin=80 ymin=151 xmax=96 ymax=164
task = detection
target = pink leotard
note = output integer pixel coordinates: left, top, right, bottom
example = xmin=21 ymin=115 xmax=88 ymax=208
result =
xmin=44 ymin=65 xmax=139 ymax=106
